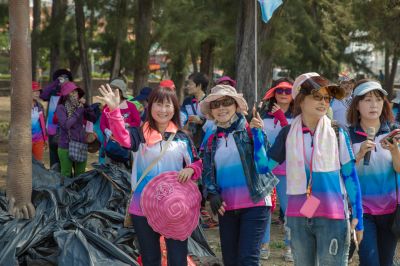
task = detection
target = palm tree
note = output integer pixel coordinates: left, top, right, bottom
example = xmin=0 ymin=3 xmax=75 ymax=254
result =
xmin=7 ymin=0 xmax=35 ymax=219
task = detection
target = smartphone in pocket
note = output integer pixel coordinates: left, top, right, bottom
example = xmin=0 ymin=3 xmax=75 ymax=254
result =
xmin=299 ymin=195 xmax=320 ymax=218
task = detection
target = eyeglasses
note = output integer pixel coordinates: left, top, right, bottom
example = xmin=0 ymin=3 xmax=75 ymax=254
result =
xmin=275 ymin=88 xmax=292 ymax=95
xmin=312 ymin=92 xmax=333 ymax=103
xmin=210 ymin=97 xmax=236 ymax=109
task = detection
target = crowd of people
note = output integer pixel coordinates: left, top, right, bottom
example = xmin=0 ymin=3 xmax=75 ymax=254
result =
xmin=30 ymin=68 xmax=400 ymax=266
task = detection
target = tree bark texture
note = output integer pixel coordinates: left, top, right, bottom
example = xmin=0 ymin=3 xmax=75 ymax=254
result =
xmin=200 ymin=38 xmax=216 ymax=90
xmin=190 ymin=48 xmax=198 ymax=73
xmin=7 ymin=0 xmax=35 ymax=219
xmin=75 ymin=0 xmax=92 ymax=104
xmin=132 ymin=0 xmax=153 ymax=96
xmin=110 ymin=0 xmax=128 ymax=80
xmin=31 ymin=0 xmax=41 ymax=81
xmin=171 ymin=50 xmax=188 ymax=102
xmin=235 ymin=0 xmax=256 ymax=107
xmin=387 ymin=48 xmax=399 ymax=98
xmin=49 ymin=0 xmax=67 ymax=80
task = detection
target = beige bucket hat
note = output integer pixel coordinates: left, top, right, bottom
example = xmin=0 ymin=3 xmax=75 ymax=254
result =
xmin=200 ymin=85 xmax=248 ymax=119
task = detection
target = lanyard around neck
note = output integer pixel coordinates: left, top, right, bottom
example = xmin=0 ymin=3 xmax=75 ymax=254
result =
xmin=302 ymin=131 xmax=314 ymax=198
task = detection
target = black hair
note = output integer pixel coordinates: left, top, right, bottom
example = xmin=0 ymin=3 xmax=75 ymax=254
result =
xmin=52 ymin=69 xmax=73 ymax=82
xmin=188 ymin=72 xmax=209 ymax=91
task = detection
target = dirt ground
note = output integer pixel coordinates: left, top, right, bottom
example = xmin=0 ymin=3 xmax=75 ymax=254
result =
xmin=0 ymin=96 xmax=399 ymax=265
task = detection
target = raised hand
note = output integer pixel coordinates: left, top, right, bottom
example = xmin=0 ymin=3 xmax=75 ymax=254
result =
xmin=97 ymin=84 xmax=121 ymax=111
xmin=250 ymin=106 xmax=263 ymax=129
xmin=271 ymin=103 xmax=281 ymax=114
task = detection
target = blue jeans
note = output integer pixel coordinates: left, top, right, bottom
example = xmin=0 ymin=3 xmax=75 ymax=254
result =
xmin=219 ymin=206 xmax=269 ymax=266
xmin=261 ymin=209 xmax=271 ymax=244
xmin=358 ymin=213 xmax=397 ymax=266
xmin=287 ymin=217 xmax=350 ymax=266
xmin=276 ymin=174 xmax=290 ymax=246
xmin=132 ymin=215 xmax=188 ymax=266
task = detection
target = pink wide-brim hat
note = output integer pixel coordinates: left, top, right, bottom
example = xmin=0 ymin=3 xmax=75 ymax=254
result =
xmin=140 ymin=171 xmax=201 ymax=241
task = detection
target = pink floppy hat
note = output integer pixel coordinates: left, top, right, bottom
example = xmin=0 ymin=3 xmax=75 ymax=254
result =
xmin=140 ymin=171 xmax=201 ymax=241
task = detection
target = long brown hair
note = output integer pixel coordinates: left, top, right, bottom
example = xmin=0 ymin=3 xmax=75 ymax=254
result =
xmin=292 ymin=93 xmax=307 ymax=117
xmin=347 ymin=79 xmax=394 ymax=126
xmin=145 ymin=87 xmax=181 ymax=132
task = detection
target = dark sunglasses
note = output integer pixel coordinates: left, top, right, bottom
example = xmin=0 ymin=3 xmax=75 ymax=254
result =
xmin=210 ymin=97 xmax=236 ymax=109
xmin=275 ymin=88 xmax=292 ymax=95
xmin=312 ymin=92 xmax=333 ymax=103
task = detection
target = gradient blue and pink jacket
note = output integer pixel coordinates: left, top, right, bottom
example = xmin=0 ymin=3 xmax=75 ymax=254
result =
xmin=32 ymin=101 xmax=47 ymax=142
xmin=202 ymin=114 xmax=277 ymax=211
xmin=261 ymin=108 xmax=293 ymax=176
xmin=349 ymin=122 xmax=399 ymax=216
xmin=103 ymin=107 xmax=202 ymax=216
xmin=253 ymin=123 xmax=364 ymax=230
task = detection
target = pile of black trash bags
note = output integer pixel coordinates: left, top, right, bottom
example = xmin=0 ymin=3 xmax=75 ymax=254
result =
xmin=0 ymin=161 xmax=215 ymax=266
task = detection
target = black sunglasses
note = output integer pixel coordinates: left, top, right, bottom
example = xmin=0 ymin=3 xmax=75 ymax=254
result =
xmin=275 ymin=88 xmax=292 ymax=95
xmin=210 ymin=97 xmax=236 ymax=109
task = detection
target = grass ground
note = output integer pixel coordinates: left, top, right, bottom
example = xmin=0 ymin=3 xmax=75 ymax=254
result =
xmin=0 ymin=96 xmax=399 ymax=265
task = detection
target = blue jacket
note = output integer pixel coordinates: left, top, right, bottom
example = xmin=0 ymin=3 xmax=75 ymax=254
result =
xmin=201 ymin=114 xmax=277 ymax=203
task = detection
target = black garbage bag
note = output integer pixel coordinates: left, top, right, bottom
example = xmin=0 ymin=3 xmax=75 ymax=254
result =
xmin=0 ymin=161 xmax=214 ymax=265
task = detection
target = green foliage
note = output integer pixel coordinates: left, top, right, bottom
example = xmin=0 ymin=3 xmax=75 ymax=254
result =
xmin=264 ymin=0 xmax=356 ymax=79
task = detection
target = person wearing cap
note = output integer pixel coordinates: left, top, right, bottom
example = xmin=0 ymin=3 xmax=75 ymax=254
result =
xmin=56 ymin=82 xmax=96 ymax=178
xmin=159 ymin=79 xmax=176 ymax=90
xmin=346 ymin=79 xmax=399 ymax=266
xmin=97 ymin=84 xmax=202 ymax=266
xmin=259 ymin=77 xmax=294 ymax=262
xmin=32 ymin=81 xmax=47 ymax=162
xmin=40 ymin=69 xmax=73 ymax=170
xmin=100 ymin=78 xmax=141 ymax=167
xmin=216 ymin=75 xmax=237 ymax=88
xmin=129 ymin=86 xmax=152 ymax=122
xmin=200 ymin=84 xmax=277 ymax=266
xmin=331 ymin=72 xmax=356 ymax=126
xmin=251 ymin=72 xmax=364 ymax=265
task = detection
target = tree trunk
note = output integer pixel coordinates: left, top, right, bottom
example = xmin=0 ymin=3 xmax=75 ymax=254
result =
xmin=49 ymin=0 xmax=67 ymax=80
xmin=7 ymin=0 xmax=35 ymax=219
xmin=384 ymin=43 xmax=390 ymax=90
xmin=110 ymin=0 xmax=128 ymax=80
xmin=132 ymin=0 xmax=153 ymax=96
xmin=171 ymin=51 xmax=188 ymax=102
xmin=190 ymin=48 xmax=198 ymax=73
xmin=200 ymin=38 xmax=216 ymax=88
xmin=235 ymin=0 xmax=256 ymax=107
xmin=387 ymin=48 xmax=399 ymax=98
xmin=258 ymin=21 xmax=274 ymax=97
xmin=75 ymin=0 xmax=92 ymax=104
xmin=31 ymin=0 xmax=41 ymax=81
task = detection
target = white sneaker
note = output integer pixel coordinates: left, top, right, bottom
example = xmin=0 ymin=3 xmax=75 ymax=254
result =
xmin=284 ymin=249 xmax=294 ymax=262
xmin=260 ymin=248 xmax=270 ymax=260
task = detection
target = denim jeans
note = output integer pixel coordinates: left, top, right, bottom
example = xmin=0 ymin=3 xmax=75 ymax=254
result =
xmin=358 ymin=213 xmax=397 ymax=266
xmin=132 ymin=215 xmax=188 ymax=266
xmin=261 ymin=209 xmax=271 ymax=244
xmin=287 ymin=217 xmax=350 ymax=266
xmin=219 ymin=206 xmax=269 ymax=266
xmin=275 ymin=174 xmax=290 ymax=246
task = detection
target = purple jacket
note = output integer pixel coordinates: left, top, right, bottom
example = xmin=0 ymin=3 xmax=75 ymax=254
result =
xmin=56 ymin=104 xmax=96 ymax=149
